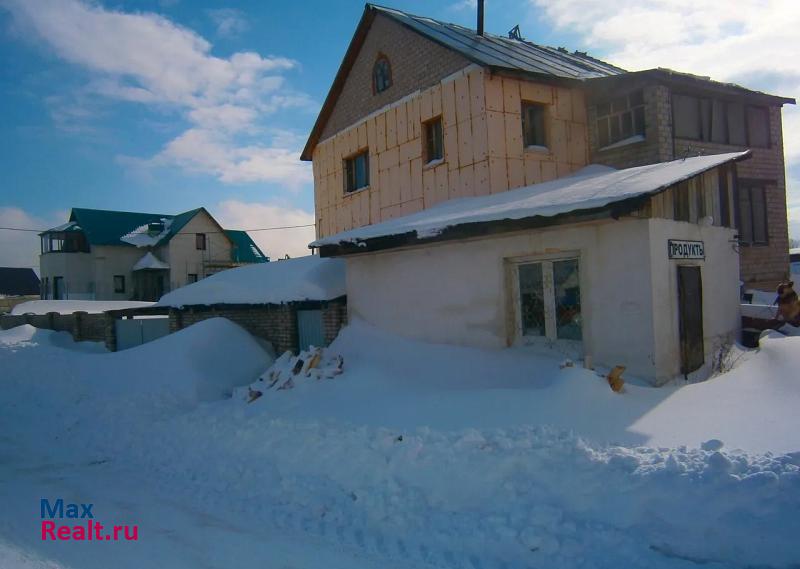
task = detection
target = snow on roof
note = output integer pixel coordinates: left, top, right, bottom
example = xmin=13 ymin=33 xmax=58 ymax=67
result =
xmin=120 ymin=218 xmax=173 ymax=247
xmin=311 ymin=152 xmax=749 ymax=248
xmin=133 ymin=252 xmax=170 ymax=271
xmin=156 ymin=255 xmax=346 ymax=307
xmin=11 ymin=300 xmax=155 ymax=315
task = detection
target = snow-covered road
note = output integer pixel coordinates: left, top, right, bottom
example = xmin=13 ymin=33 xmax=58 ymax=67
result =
xmin=0 ymin=437 xmax=409 ymax=569
xmin=1 ymin=319 xmax=799 ymax=568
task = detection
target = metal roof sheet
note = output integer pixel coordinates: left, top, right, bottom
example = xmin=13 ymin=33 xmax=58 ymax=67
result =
xmin=371 ymin=4 xmax=624 ymax=80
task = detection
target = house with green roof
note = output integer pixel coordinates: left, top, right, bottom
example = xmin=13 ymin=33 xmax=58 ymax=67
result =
xmin=39 ymin=207 xmax=268 ymax=301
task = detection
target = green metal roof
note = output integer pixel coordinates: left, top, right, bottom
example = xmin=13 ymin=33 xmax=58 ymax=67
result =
xmin=65 ymin=208 xmax=172 ymax=246
xmin=225 ymin=230 xmax=269 ymax=263
xmin=42 ymin=209 xmax=265 ymax=264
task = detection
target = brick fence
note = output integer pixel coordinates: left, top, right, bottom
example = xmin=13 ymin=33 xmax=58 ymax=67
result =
xmin=168 ymin=298 xmax=348 ymax=355
xmin=0 ymin=311 xmax=113 ymax=344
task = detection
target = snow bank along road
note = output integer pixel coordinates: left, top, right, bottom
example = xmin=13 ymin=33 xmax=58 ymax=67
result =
xmin=0 ymin=319 xmax=799 ymax=568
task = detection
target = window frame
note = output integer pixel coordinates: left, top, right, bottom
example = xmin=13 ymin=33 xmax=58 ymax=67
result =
xmin=521 ymin=101 xmax=548 ymax=149
xmin=372 ymin=55 xmax=392 ymax=95
xmin=113 ymin=275 xmax=126 ymax=294
xmin=737 ymin=180 xmax=769 ymax=246
xmin=423 ymin=116 xmax=444 ymax=163
xmin=509 ymin=253 xmax=583 ymax=348
xmin=344 ymin=149 xmax=370 ymax=193
xmin=672 ymin=94 xmax=770 ymax=149
xmin=187 ymin=273 xmax=198 ymax=284
xmin=195 ymin=233 xmax=207 ymax=251
xmin=595 ymin=90 xmax=646 ymax=149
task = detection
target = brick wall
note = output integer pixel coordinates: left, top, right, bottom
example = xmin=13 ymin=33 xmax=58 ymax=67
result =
xmin=673 ymin=106 xmax=790 ymax=289
xmin=169 ymin=300 xmax=348 ymax=356
xmin=0 ymin=311 xmax=110 ymax=344
xmin=322 ymin=300 xmax=348 ymax=346
xmin=588 ymin=84 xmax=790 ymax=289
xmin=320 ymin=13 xmax=470 ymax=141
xmin=588 ymin=84 xmax=671 ymax=169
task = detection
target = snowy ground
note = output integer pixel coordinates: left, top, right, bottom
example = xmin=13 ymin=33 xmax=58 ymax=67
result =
xmin=1 ymin=319 xmax=799 ymax=568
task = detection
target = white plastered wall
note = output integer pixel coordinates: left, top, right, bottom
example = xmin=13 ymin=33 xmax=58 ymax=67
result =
xmin=344 ymin=217 xmax=740 ymax=384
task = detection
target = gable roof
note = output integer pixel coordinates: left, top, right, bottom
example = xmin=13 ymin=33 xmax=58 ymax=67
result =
xmin=301 ymin=3 xmax=623 ymax=160
xmin=225 ymin=230 xmax=269 ymax=263
xmin=42 ymin=207 xmax=239 ymax=250
xmin=312 ymin=151 xmax=750 ymax=255
xmin=0 ymin=267 xmax=40 ymax=296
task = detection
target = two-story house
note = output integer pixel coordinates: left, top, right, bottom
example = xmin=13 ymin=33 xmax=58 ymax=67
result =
xmin=39 ymin=207 xmax=267 ymax=301
xmin=300 ymin=4 xmax=795 ymax=385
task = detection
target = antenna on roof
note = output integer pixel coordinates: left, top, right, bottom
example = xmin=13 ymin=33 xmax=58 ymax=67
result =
xmin=508 ymin=25 xmax=522 ymax=40
xmin=477 ymin=0 xmax=484 ymax=36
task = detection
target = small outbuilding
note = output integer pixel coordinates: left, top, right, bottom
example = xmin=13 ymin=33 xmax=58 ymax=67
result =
xmin=312 ymin=152 xmax=749 ymax=385
xmin=156 ymin=255 xmax=347 ymax=354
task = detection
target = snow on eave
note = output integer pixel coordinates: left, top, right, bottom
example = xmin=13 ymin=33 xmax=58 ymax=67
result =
xmin=310 ymin=151 xmax=750 ymax=249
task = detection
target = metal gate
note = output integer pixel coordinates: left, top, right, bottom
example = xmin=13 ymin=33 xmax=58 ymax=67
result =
xmin=677 ymin=266 xmax=704 ymax=376
xmin=297 ymin=309 xmax=324 ymax=351
xmin=115 ymin=317 xmax=170 ymax=351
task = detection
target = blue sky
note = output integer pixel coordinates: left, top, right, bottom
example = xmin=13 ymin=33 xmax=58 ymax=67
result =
xmin=0 ymin=0 xmax=797 ymax=268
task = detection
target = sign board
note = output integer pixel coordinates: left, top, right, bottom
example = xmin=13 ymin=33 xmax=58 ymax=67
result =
xmin=668 ymin=239 xmax=705 ymax=260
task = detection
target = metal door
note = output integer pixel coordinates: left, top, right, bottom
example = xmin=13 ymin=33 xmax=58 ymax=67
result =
xmin=115 ymin=317 xmax=170 ymax=350
xmin=297 ymin=309 xmax=324 ymax=351
xmin=677 ymin=266 xmax=704 ymax=376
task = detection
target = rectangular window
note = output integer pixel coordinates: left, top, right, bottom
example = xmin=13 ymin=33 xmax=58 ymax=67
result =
xmin=517 ymin=258 xmax=582 ymax=343
xmin=746 ymin=106 xmax=769 ymax=148
xmin=344 ymin=150 xmax=369 ymax=193
xmin=187 ymin=273 xmax=198 ymax=284
xmin=424 ymin=117 xmax=443 ymax=162
xmin=595 ymin=90 xmax=645 ymax=148
xmin=113 ymin=275 xmax=125 ymax=293
xmin=673 ymin=181 xmax=691 ymax=222
xmin=196 ymin=233 xmax=206 ymax=250
xmin=673 ymin=94 xmax=701 ymax=139
xmin=521 ymin=102 xmax=547 ymax=148
xmin=727 ymin=102 xmax=747 ymax=145
xmin=737 ymin=183 xmax=768 ymax=245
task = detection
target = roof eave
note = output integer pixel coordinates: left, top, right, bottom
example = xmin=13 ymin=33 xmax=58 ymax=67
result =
xmin=587 ymin=69 xmax=796 ymax=105
xmin=314 ymin=151 xmax=751 ymax=257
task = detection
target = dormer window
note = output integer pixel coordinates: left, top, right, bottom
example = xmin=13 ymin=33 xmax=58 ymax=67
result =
xmin=373 ymin=56 xmax=392 ymax=94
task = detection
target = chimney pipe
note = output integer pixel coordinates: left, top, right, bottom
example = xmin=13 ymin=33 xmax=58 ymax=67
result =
xmin=477 ymin=0 xmax=484 ymax=36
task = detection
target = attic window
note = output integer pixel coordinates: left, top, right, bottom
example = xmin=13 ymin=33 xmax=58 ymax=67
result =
xmin=373 ymin=56 xmax=392 ymax=94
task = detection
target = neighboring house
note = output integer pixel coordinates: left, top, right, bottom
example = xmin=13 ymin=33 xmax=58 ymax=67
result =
xmin=39 ymin=207 xmax=268 ymax=301
xmin=0 ymin=267 xmax=40 ymax=297
xmin=301 ymin=4 xmax=795 ymax=384
xmin=301 ymin=4 xmax=794 ymax=291
xmin=0 ymin=267 xmax=41 ymax=313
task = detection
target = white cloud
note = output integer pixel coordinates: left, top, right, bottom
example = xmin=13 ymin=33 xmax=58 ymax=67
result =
xmin=0 ymin=207 xmax=66 ymax=272
xmin=207 ymin=8 xmax=249 ymax=38
xmin=212 ymin=200 xmax=316 ymax=259
xmin=532 ymin=0 xmax=799 ymax=235
xmin=1 ymin=0 xmax=315 ymax=186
